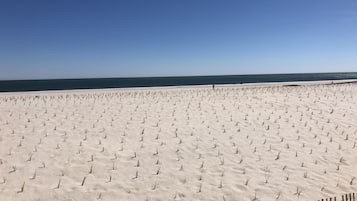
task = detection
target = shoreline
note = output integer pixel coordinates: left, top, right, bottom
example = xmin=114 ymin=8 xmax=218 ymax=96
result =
xmin=1 ymin=79 xmax=357 ymax=96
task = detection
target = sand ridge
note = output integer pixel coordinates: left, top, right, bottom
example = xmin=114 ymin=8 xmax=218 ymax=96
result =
xmin=0 ymin=82 xmax=356 ymax=201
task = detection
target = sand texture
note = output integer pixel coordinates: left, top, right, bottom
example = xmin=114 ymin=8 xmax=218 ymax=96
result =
xmin=0 ymin=82 xmax=357 ymax=201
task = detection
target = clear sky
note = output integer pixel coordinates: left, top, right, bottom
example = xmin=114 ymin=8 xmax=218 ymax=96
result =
xmin=0 ymin=0 xmax=356 ymax=80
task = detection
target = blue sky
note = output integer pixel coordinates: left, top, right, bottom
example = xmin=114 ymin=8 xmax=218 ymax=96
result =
xmin=0 ymin=0 xmax=356 ymax=80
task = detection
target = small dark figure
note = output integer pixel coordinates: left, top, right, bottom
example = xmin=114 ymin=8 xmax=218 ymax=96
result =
xmin=212 ymin=84 xmax=215 ymax=90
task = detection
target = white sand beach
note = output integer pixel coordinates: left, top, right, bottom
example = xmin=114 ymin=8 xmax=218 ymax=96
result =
xmin=0 ymin=81 xmax=356 ymax=201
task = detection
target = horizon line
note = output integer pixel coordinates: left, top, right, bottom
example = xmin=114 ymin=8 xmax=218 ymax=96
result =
xmin=1 ymin=71 xmax=357 ymax=82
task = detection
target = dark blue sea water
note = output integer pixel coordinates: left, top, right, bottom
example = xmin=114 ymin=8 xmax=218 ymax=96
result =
xmin=0 ymin=72 xmax=357 ymax=92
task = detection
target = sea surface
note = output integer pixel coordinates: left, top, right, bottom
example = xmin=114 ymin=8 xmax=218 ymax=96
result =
xmin=1 ymin=72 xmax=357 ymax=92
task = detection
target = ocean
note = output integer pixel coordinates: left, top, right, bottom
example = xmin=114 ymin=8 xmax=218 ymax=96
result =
xmin=0 ymin=72 xmax=357 ymax=92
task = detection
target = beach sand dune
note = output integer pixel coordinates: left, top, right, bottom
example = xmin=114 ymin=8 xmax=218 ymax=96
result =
xmin=0 ymin=82 xmax=356 ymax=201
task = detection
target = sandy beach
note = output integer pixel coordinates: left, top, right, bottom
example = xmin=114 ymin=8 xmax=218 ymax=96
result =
xmin=0 ymin=81 xmax=356 ymax=201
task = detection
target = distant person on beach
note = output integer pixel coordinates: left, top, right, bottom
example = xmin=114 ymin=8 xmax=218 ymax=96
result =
xmin=212 ymin=84 xmax=215 ymax=90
